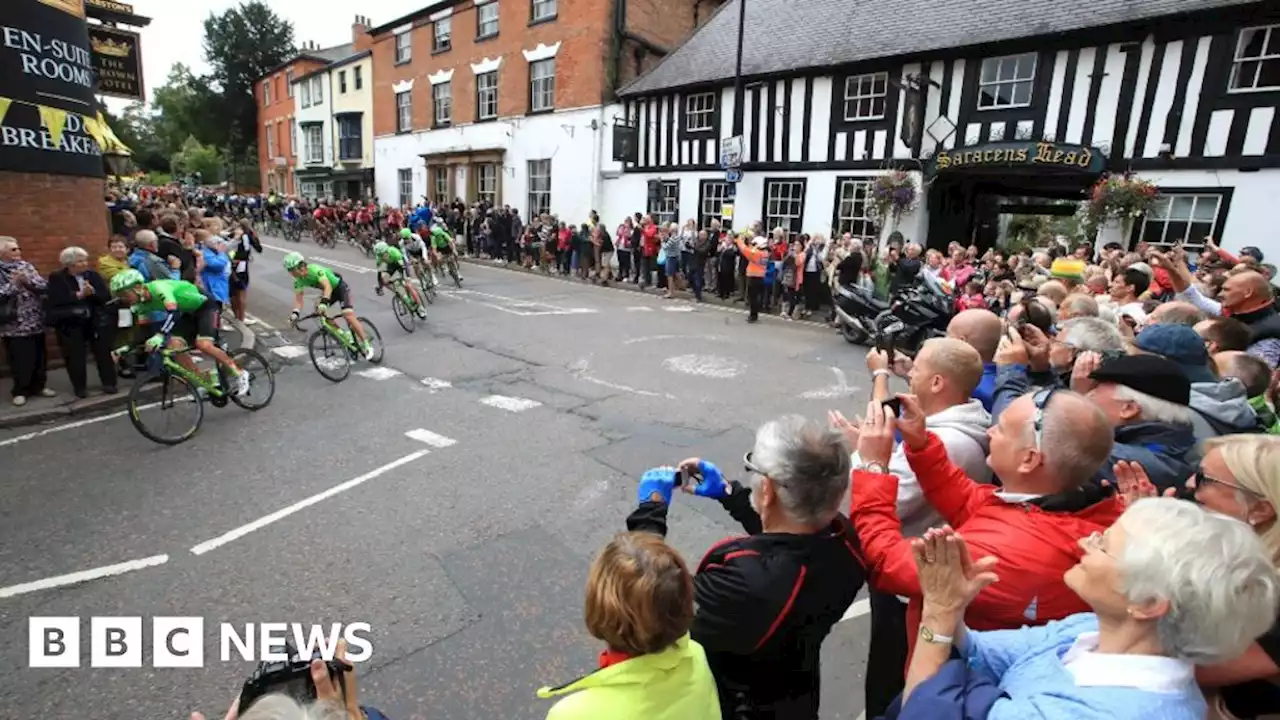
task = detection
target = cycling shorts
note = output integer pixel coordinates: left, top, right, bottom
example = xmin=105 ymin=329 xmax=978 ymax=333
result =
xmin=382 ymin=263 xmax=406 ymax=281
xmin=435 ymin=242 xmax=454 ymax=256
xmin=173 ymin=298 xmax=222 ymax=344
xmin=323 ymin=280 xmax=354 ymax=310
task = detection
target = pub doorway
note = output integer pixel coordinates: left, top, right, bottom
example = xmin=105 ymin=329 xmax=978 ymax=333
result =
xmin=924 ymin=141 xmax=1105 ymax=252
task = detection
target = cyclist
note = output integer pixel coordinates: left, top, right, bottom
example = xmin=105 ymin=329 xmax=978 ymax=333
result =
xmin=401 ymin=227 xmax=436 ymax=287
xmin=109 ymin=269 xmax=250 ymax=395
xmin=429 ymin=220 xmax=462 ymax=283
xmin=282 ymin=251 xmax=376 ymax=360
xmin=373 ymin=241 xmax=428 ymax=319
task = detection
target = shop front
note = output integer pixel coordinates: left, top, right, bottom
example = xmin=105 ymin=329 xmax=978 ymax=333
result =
xmin=924 ymin=140 xmax=1105 ymax=251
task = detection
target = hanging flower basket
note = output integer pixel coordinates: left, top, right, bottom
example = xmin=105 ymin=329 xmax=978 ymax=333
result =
xmin=870 ymin=170 xmax=919 ymax=226
xmin=1083 ymin=172 xmax=1158 ymax=233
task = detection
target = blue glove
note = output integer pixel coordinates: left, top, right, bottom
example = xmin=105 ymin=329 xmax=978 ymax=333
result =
xmin=689 ymin=460 xmax=730 ymax=499
xmin=637 ymin=467 xmax=678 ymax=505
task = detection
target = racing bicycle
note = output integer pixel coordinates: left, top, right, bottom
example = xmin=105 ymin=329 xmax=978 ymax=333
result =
xmin=441 ymin=251 xmax=462 ymax=288
xmin=410 ymin=258 xmax=437 ymax=305
xmin=126 ymin=341 xmax=275 ymax=445
xmin=292 ymin=309 xmax=384 ymax=382
xmin=386 ymin=275 xmax=426 ymax=333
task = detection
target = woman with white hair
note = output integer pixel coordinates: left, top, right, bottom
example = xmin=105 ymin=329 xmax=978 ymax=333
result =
xmin=46 ymin=246 xmax=116 ymax=398
xmin=891 ymin=501 xmax=1279 ymax=720
xmin=0 ymin=236 xmax=53 ymax=406
xmin=625 ymin=414 xmax=867 ymax=718
xmin=661 ymin=221 xmax=685 ymax=298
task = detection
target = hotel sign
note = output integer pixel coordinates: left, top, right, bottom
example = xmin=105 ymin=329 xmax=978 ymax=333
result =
xmin=88 ymin=24 xmax=143 ymax=100
xmin=929 ymin=141 xmax=1105 ymax=175
xmin=85 ymin=0 xmax=134 ymax=14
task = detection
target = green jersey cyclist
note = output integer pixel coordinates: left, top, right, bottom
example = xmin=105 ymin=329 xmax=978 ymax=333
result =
xmin=108 ymin=270 xmax=251 ymax=395
xmin=373 ymin=241 xmax=428 ymax=318
xmin=282 ymin=251 xmax=376 ymax=360
xmin=428 ymin=221 xmax=461 ymax=283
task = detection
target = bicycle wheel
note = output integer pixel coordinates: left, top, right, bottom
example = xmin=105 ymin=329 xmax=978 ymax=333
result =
xmin=308 ymin=328 xmax=351 ymax=382
xmin=450 ymin=259 xmax=462 ymax=288
xmin=358 ymin=317 xmax=385 ymax=364
xmin=392 ymin=292 xmax=415 ymax=332
xmin=127 ymin=371 xmax=203 ymax=445
xmin=416 ymin=268 xmax=436 ymax=304
xmin=228 ymin=348 xmax=276 ymax=410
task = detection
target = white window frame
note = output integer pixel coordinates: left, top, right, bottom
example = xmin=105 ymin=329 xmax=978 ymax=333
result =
xmin=304 ymin=125 xmax=323 ymax=164
xmin=337 ymin=115 xmax=361 ymax=161
xmin=263 ymin=80 xmax=272 ymax=106
xmin=1229 ymin=24 xmax=1280 ymax=93
xmin=842 ymin=72 xmax=888 ymax=121
xmin=699 ymin=180 xmax=731 ymax=229
xmin=764 ymin=179 xmax=805 ymax=238
xmin=647 ymin=180 xmax=680 ymax=227
xmin=530 ymin=59 xmax=555 ymax=112
xmin=354 ymin=66 xmax=363 ymax=90
xmin=477 ymin=71 xmax=498 ymax=120
xmin=433 ymin=82 xmax=452 ymax=126
xmin=834 ymin=179 xmax=876 ymax=240
xmin=531 ymin=0 xmax=557 ymax=22
xmin=395 ymin=31 xmax=413 ymax=63
xmin=398 ymin=168 xmax=413 ymax=209
xmin=1138 ymin=193 xmax=1225 ymax=248
xmin=433 ymin=166 xmax=449 ymax=206
xmin=311 ymin=76 xmax=324 ymax=104
xmin=290 ymin=119 xmax=297 ymax=156
xmin=477 ymin=163 xmax=497 ymax=206
xmin=685 ymin=91 xmax=715 ymax=132
xmin=286 ymin=70 xmax=295 ymax=97
xmin=434 ymin=17 xmax=452 ymax=52
xmin=300 ymin=80 xmax=312 ymax=108
xmin=528 ymin=159 xmax=552 ymax=218
xmin=477 ymin=1 xmax=499 ymax=39
xmin=265 ymin=123 xmax=276 ymax=157
xmin=978 ymin=53 xmax=1037 ymax=110
xmin=396 ymin=90 xmax=412 ymax=132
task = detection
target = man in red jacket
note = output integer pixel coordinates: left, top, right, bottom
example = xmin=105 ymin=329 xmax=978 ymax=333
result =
xmin=850 ymin=388 xmax=1121 ymax=659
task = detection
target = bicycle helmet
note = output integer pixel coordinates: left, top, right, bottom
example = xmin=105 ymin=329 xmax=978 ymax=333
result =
xmin=373 ymin=241 xmax=389 ymax=256
xmin=282 ymin=251 xmax=305 ymax=270
xmin=109 ymin=268 xmax=145 ymax=294
xmin=399 ymin=228 xmax=412 ymax=239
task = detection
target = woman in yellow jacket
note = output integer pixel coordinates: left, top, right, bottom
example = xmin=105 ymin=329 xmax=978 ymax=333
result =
xmin=537 ymin=530 xmax=722 ymax=720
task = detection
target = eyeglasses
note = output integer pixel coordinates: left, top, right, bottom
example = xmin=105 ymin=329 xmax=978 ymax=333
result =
xmin=743 ymin=451 xmax=765 ymax=476
xmin=1194 ymin=470 xmax=1263 ymax=499
xmin=1031 ymin=387 xmax=1057 ymax=450
xmin=1082 ymin=531 xmax=1115 ymax=557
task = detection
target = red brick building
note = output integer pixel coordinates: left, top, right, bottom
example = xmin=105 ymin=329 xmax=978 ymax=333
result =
xmin=368 ymin=0 xmax=721 ymax=219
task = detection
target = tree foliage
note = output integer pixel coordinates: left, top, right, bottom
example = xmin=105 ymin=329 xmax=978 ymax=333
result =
xmin=170 ymin=136 xmax=224 ymax=182
xmin=202 ymin=1 xmax=295 ymax=155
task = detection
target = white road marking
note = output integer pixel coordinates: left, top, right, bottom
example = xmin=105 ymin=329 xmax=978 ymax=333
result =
xmin=420 ymin=377 xmax=452 ymax=392
xmin=356 ymin=367 xmax=402 ymax=381
xmin=623 ymin=334 xmax=727 ymax=345
xmin=480 ymin=395 xmax=542 ymax=412
xmin=579 ymin=374 xmax=676 ymax=399
xmin=662 ymin=354 xmax=748 ymax=379
xmin=244 ymin=313 xmax=276 ymax=331
xmin=663 ymin=305 xmax=694 ymax=312
xmin=271 ymin=345 xmax=308 ymax=359
xmin=260 ymin=243 xmax=371 ymax=274
xmin=855 ymin=712 xmax=866 ymax=720
xmin=801 ymin=366 xmax=860 ymax=399
xmin=405 ymin=428 xmax=457 ymax=448
xmin=0 ymin=554 xmax=169 ymax=600
xmin=450 ymin=289 xmax=597 ymax=316
xmin=0 ymin=402 xmax=162 ymax=448
xmin=190 ymin=451 xmax=430 ymax=556
xmin=839 ymin=598 xmax=871 ymax=623
xmin=626 ymin=306 xmax=654 ymax=312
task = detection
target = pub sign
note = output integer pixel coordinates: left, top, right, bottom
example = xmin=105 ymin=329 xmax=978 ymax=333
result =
xmin=927 ymin=141 xmax=1105 ymax=176
xmin=0 ymin=0 xmax=106 ymax=177
xmin=88 ymin=24 xmax=143 ymax=100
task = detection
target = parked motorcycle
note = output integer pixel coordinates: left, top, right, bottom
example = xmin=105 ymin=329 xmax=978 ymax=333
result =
xmin=833 ymin=281 xmax=890 ymax=345
xmin=836 ymin=273 xmax=953 ymax=353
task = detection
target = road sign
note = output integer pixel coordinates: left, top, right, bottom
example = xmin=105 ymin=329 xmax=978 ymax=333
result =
xmin=725 ymin=168 xmax=743 ymax=183
xmin=720 ymin=135 xmax=744 ymax=168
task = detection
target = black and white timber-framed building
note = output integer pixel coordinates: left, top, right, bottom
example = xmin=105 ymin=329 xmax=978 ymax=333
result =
xmin=599 ymin=0 xmax=1280 ymax=258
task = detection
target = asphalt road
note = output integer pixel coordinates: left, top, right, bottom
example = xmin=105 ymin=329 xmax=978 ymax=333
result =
xmin=0 ymin=236 xmax=883 ymax=720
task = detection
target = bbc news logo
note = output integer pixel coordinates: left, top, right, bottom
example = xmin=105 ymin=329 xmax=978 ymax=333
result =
xmin=28 ymin=618 xmax=373 ymax=668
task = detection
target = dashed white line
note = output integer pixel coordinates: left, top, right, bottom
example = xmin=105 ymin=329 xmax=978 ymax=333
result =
xmin=479 ymin=395 xmax=543 ymax=412
xmin=405 ymin=428 xmax=457 ymax=448
xmin=0 ymin=402 xmax=162 ymax=448
xmin=420 ymin=377 xmax=453 ymax=392
xmin=190 ymin=450 xmax=430 ymax=556
xmin=356 ymin=367 xmax=402 ymax=381
xmin=663 ymin=305 xmax=695 ymax=312
xmin=260 ymin=243 xmax=371 ymax=274
xmin=626 ymin=306 xmax=654 ymax=312
xmin=0 ymin=554 xmax=169 ymax=600
xmin=271 ymin=345 xmax=308 ymax=359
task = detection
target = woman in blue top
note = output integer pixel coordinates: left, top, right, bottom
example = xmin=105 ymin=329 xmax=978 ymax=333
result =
xmin=893 ymin=499 xmax=1279 ymax=720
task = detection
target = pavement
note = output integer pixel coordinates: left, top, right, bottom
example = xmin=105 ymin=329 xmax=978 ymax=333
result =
xmin=1 ymin=235 xmax=883 ymax=720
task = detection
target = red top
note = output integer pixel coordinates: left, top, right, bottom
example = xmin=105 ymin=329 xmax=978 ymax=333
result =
xmin=598 ymin=648 xmax=634 ymax=669
xmin=642 ymin=225 xmax=660 ymax=257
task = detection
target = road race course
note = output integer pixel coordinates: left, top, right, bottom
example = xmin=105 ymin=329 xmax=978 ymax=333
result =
xmin=0 ymin=237 xmax=878 ymax=720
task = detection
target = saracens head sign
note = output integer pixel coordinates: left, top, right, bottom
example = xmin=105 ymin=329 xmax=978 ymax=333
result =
xmin=0 ymin=0 xmax=106 ymax=177
xmin=927 ymin=141 xmax=1105 ymax=176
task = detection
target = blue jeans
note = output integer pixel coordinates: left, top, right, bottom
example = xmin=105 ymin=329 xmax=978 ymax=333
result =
xmin=689 ymin=261 xmax=705 ymax=300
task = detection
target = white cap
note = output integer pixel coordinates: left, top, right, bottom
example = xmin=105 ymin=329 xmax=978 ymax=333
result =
xmin=753 ymin=237 xmax=768 ymax=249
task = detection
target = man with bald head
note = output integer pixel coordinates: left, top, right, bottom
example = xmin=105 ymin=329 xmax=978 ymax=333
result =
xmin=1147 ymin=300 xmax=1207 ymax=327
xmin=1159 ymin=251 xmax=1280 ymax=368
xmin=945 ymin=308 xmax=1003 ymax=411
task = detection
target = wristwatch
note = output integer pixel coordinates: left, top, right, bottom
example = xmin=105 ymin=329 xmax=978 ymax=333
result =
xmin=871 ymin=369 xmax=893 ymax=380
xmin=919 ymin=626 xmax=955 ymax=645
xmin=856 ymin=461 xmax=889 ymax=474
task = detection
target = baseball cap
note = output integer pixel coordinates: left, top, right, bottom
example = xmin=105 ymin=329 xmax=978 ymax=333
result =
xmin=1050 ymin=257 xmax=1085 ymax=281
xmin=1240 ymin=246 xmax=1265 ymax=262
xmin=1090 ymin=354 xmax=1192 ymax=406
xmin=1134 ymin=324 xmax=1216 ymax=383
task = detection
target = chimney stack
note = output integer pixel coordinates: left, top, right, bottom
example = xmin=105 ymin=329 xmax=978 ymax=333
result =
xmin=353 ymin=14 xmax=373 ymax=52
